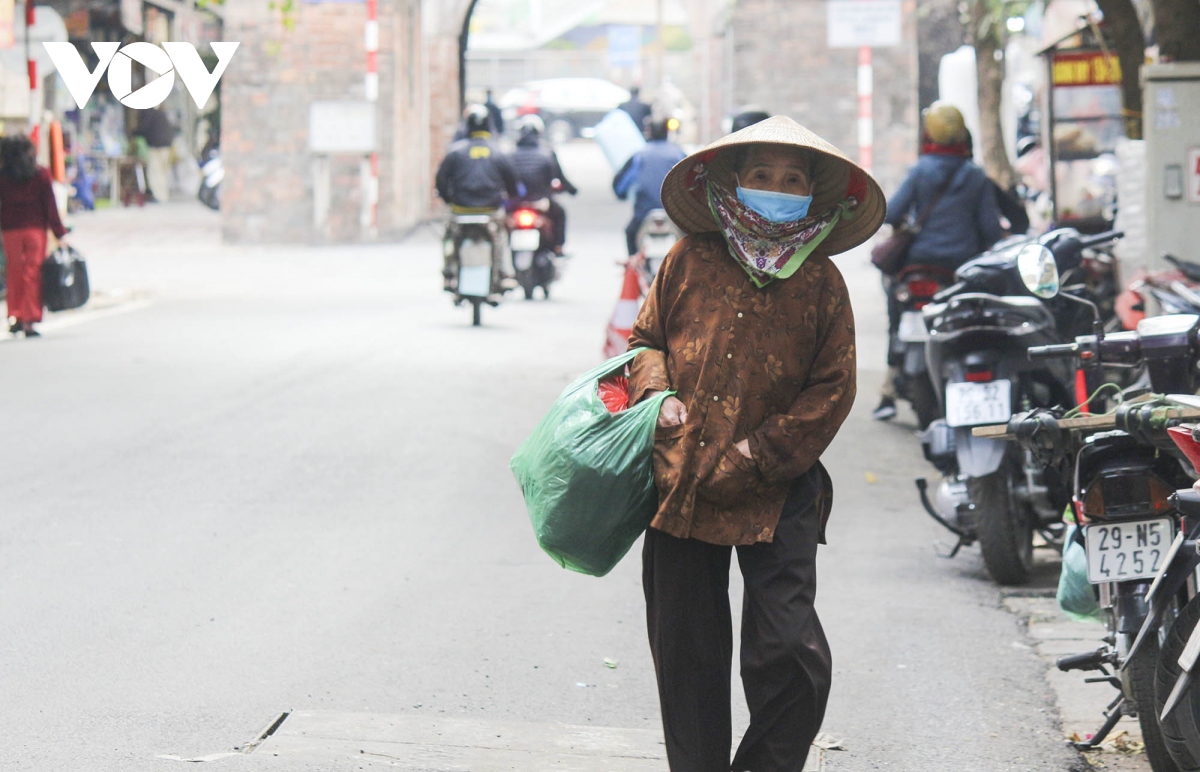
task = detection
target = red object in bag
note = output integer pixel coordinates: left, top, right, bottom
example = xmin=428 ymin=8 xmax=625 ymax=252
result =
xmin=598 ymin=375 xmax=630 ymax=413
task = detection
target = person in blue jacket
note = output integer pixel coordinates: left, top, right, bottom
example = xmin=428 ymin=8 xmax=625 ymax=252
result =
xmin=872 ymin=101 xmax=1004 ymax=421
xmin=613 ymin=117 xmax=687 ymax=256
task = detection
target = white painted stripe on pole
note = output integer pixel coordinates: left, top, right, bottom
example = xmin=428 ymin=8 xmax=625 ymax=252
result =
xmin=858 ymin=117 xmax=872 ymax=148
xmin=857 ymin=64 xmax=872 ymax=96
xmin=611 ymin=300 xmax=642 ymax=328
xmin=365 ymin=72 xmax=379 ymax=102
xmin=365 ymin=20 xmax=379 ymax=52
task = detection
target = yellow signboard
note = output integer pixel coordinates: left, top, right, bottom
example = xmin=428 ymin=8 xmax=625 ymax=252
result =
xmin=1052 ymin=52 xmax=1122 ymax=87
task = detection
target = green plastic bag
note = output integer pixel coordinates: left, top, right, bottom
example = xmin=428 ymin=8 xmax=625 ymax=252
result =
xmin=511 ymin=348 xmax=674 ymax=577
xmin=1057 ymin=524 xmax=1103 ymax=622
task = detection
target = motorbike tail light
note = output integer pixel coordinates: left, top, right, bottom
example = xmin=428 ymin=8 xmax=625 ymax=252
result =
xmin=515 ymin=210 xmax=536 ymax=228
xmin=1081 ymin=485 xmax=1104 ymax=518
xmin=907 ymin=280 xmax=942 ymax=299
xmin=1081 ymin=474 xmax=1177 ymax=518
xmin=964 ymin=370 xmax=993 ymax=383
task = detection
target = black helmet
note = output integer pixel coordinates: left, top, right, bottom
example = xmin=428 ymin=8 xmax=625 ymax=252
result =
xmin=464 ymin=104 xmax=491 ymax=134
xmin=645 ymin=117 xmax=670 ymax=141
xmin=731 ymin=108 xmax=770 ymax=133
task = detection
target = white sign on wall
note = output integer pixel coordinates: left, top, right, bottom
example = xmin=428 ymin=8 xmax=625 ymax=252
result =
xmin=827 ymin=0 xmax=902 ymax=48
xmin=309 ymin=100 xmax=377 ymax=153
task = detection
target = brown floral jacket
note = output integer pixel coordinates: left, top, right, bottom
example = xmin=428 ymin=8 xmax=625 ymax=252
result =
xmin=627 ymin=232 xmax=856 ymax=546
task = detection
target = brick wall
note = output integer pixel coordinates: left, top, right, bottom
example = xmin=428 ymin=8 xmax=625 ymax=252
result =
xmin=221 ymin=0 xmax=429 ymax=244
xmin=728 ymin=0 xmax=919 ymax=196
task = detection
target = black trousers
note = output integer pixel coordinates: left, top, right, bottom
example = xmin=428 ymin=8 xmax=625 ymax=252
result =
xmin=625 ymin=215 xmax=645 ymax=256
xmin=643 ymin=470 xmax=831 ymax=772
xmin=546 ymin=198 xmax=567 ymax=249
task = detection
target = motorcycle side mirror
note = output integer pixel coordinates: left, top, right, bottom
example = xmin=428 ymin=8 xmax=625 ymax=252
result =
xmin=1017 ymin=244 xmax=1060 ymax=299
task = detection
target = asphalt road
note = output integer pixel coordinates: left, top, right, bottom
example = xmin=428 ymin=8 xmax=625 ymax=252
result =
xmin=0 ymin=142 xmax=1096 ymax=771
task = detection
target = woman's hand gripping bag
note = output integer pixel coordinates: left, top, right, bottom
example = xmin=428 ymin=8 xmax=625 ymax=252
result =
xmin=510 ymin=348 xmax=674 ymax=577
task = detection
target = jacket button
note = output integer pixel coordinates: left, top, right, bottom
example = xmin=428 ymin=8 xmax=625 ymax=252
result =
xmin=737 ymin=312 xmax=744 ymax=318
xmin=713 ymin=395 xmax=719 ymax=401
xmin=699 ymin=441 xmax=705 ymax=447
xmin=727 ymin=353 xmax=732 ymax=359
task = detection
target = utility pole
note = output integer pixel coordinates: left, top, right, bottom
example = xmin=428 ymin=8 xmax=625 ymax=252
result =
xmin=655 ymin=0 xmax=664 ymax=89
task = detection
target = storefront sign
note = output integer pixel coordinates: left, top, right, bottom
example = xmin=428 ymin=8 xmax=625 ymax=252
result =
xmin=1051 ymin=52 xmax=1122 ymax=87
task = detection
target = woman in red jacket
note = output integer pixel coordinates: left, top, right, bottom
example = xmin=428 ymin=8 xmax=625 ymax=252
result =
xmin=0 ymin=134 xmax=68 ymax=337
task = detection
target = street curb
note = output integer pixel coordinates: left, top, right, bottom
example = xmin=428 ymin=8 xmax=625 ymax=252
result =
xmin=1002 ymin=593 xmax=1152 ymax=771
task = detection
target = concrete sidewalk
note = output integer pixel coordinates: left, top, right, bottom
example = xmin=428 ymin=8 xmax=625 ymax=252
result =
xmin=1004 ymin=592 xmax=1153 ymax=771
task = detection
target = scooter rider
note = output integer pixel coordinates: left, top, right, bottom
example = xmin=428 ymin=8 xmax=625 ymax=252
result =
xmin=509 ymin=115 xmax=577 ymax=255
xmin=613 ymin=116 xmax=686 ymax=256
xmin=871 ymin=101 xmax=1004 ymax=421
xmin=435 ymin=104 xmax=520 ymax=288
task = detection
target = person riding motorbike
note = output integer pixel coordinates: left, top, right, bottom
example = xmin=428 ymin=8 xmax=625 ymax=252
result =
xmin=871 ymin=101 xmax=1004 ymax=421
xmin=435 ymin=104 xmax=520 ymax=289
xmin=509 ymin=115 xmax=577 ymax=255
xmin=613 ymin=116 xmax=686 ymax=257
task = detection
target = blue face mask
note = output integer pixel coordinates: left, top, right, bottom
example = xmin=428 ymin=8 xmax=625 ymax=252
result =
xmin=736 ymin=186 xmax=813 ymax=223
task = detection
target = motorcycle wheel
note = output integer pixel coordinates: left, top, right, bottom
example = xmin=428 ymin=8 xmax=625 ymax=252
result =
xmin=968 ymin=469 xmax=1033 ymax=585
xmin=1157 ymin=594 xmax=1200 ymax=770
xmin=1124 ymin=632 xmax=1184 ymax=771
xmin=910 ymin=374 xmax=940 ymax=431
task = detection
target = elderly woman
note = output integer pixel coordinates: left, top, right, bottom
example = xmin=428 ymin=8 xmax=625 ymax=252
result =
xmin=627 ymin=116 xmax=884 ymax=772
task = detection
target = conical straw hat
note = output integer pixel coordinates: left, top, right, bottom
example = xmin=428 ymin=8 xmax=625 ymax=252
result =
xmin=660 ymin=116 xmax=886 ymax=256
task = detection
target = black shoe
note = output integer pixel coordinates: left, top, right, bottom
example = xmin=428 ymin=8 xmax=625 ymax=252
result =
xmin=8 ymin=322 xmax=20 ymax=335
xmin=23 ymin=325 xmax=39 ymax=338
xmin=871 ymin=398 xmax=897 ymax=421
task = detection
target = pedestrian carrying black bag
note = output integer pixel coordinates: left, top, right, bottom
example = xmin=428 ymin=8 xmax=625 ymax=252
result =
xmin=870 ymin=162 xmax=964 ymax=275
xmin=42 ymin=245 xmax=90 ymax=312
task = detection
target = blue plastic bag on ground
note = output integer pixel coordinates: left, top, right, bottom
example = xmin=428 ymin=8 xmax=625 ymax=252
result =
xmin=1057 ymin=524 xmax=1103 ymax=622
xmin=510 ymin=348 xmax=673 ymax=577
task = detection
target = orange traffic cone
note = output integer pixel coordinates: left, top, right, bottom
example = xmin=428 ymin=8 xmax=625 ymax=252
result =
xmin=603 ymin=263 xmax=644 ymax=359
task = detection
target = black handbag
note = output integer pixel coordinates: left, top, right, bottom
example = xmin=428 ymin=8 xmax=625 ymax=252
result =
xmin=42 ymin=245 xmax=90 ymax=312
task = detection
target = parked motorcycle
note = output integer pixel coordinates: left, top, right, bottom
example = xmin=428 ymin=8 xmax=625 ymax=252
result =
xmin=978 ymin=248 xmax=1200 ymax=768
xmin=507 ymin=201 xmax=558 ymax=301
xmin=917 ymin=230 xmax=1122 ymax=584
xmin=443 ymin=213 xmax=505 ymax=326
xmin=1125 ymin=408 xmax=1200 ymax=771
xmin=198 ymin=146 xmax=222 ymax=211
xmin=886 ymin=264 xmax=956 ymax=429
xmin=1116 ymin=253 xmax=1200 ymax=331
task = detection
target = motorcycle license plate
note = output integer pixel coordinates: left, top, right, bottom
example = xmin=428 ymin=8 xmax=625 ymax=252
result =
xmin=897 ymin=310 xmax=928 ymax=343
xmin=510 ymin=229 xmax=540 ymax=252
xmin=643 ymin=234 xmax=675 ymax=259
xmin=513 ymin=251 xmax=533 ymax=271
xmin=944 ymin=380 xmax=1012 ymax=427
xmin=1085 ymin=518 xmax=1174 ymax=583
xmin=457 ymin=265 xmax=491 ymax=298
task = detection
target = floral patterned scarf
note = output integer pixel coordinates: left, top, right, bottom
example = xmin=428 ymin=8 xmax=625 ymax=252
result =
xmin=699 ymin=175 xmax=859 ymax=288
